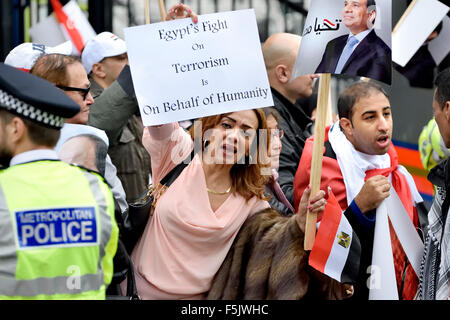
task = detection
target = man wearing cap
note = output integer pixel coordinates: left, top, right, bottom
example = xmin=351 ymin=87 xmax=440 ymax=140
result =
xmin=0 ymin=63 xmax=118 ymax=299
xmin=4 ymin=41 xmax=75 ymax=73
xmin=82 ymin=31 xmax=151 ymax=203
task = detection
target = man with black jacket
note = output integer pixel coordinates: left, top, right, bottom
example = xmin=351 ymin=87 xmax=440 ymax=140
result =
xmin=262 ymin=32 xmax=317 ymax=208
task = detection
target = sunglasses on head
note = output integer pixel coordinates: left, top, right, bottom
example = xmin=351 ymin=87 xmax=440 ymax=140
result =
xmin=57 ymin=85 xmax=91 ymax=100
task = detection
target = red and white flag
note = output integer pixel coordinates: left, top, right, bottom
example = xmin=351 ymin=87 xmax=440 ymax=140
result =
xmin=309 ymin=191 xmax=361 ymax=284
xmin=50 ymin=0 xmax=85 ymax=54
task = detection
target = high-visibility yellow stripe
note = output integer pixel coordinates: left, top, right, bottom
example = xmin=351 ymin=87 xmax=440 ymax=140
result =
xmin=0 ymin=161 xmax=117 ymax=299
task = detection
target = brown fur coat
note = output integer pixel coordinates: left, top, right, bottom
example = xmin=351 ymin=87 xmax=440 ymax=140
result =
xmin=207 ymin=208 xmax=349 ymax=300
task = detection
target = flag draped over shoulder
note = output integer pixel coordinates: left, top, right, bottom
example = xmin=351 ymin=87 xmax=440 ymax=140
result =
xmin=309 ymin=191 xmax=361 ymax=284
xmin=365 ymin=151 xmax=421 ymax=300
xmin=306 ymin=122 xmax=424 ymax=299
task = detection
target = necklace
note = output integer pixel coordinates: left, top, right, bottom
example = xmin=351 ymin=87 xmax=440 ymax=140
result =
xmin=206 ymin=186 xmax=231 ymax=195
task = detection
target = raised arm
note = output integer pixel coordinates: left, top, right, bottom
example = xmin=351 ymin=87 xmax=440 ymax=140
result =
xmin=88 ymin=4 xmax=198 ymax=146
xmin=142 ymin=123 xmax=193 ymax=186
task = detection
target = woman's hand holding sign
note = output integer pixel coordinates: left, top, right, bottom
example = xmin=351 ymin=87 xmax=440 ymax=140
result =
xmin=166 ymin=3 xmax=198 ymax=23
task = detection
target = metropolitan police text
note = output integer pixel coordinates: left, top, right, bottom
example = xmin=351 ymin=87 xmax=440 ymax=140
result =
xmin=16 ymin=207 xmax=97 ymax=247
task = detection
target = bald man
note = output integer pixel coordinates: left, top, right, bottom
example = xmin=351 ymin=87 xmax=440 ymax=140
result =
xmin=262 ymin=33 xmax=317 ymax=209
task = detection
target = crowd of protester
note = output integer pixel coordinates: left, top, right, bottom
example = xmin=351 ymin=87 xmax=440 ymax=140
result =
xmin=0 ymin=2 xmax=448 ymax=301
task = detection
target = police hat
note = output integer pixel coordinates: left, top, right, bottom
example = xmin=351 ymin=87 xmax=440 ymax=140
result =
xmin=0 ymin=63 xmax=80 ymax=129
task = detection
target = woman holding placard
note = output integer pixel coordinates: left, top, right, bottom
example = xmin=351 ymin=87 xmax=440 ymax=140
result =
xmin=125 ymin=108 xmax=328 ymax=299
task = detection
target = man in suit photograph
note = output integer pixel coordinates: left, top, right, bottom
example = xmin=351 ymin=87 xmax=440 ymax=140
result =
xmin=315 ymin=0 xmax=391 ymax=84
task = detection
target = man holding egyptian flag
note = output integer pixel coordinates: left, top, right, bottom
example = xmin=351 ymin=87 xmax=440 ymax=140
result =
xmin=294 ymin=81 xmax=428 ymax=300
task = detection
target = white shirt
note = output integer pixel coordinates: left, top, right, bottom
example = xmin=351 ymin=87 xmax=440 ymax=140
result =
xmin=10 ymin=149 xmax=58 ymax=167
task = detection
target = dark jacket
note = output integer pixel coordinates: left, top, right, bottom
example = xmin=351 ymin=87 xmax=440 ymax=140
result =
xmin=87 ymin=66 xmax=151 ymax=202
xmin=265 ymin=184 xmax=292 ymax=216
xmin=315 ymin=29 xmax=392 ymax=85
xmin=271 ymin=88 xmax=313 ymax=207
xmin=418 ymin=158 xmax=450 ymax=299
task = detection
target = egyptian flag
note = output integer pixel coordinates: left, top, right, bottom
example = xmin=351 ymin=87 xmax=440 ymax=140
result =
xmin=309 ymin=191 xmax=361 ymax=284
xmin=50 ymin=0 xmax=84 ymax=54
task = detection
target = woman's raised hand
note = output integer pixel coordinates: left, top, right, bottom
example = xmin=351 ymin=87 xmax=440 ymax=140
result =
xmin=165 ymin=3 xmax=198 ymax=23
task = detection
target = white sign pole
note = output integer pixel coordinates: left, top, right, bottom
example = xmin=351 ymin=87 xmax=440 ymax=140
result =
xmin=304 ymin=73 xmax=330 ymax=250
xmin=158 ymin=0 xmax=167 ymax=21
xmin=145 ymin=0 xmax=150 ymax=24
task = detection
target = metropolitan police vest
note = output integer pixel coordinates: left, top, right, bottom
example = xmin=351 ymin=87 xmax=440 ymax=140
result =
xmin=0 ymin=160 xmax=118 ymax=299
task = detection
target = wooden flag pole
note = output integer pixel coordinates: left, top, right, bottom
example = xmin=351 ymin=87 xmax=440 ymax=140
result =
xmin=158 ymin=0 xmax=167 ymax=21
xmin=145 ymin=0 xmax=150 ymax=24
xmin=325 ymin=85 xmax=333 ymax=126
xmin=304 ymin=73 xmax=331 ymax=251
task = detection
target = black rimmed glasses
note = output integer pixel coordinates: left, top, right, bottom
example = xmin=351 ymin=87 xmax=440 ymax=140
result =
xmin=57 ymin=85 xmax=91 ymax=101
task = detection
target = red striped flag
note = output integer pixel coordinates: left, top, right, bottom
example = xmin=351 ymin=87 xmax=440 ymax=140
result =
xmin=309 ymin=191 xmax=361 ymax=283
xmin=50 ymin=0 xmax=84 ymax=54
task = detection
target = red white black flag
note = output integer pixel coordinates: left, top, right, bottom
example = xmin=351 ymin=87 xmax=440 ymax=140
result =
xmin=309 ymin=191 xmax=361 ymax=284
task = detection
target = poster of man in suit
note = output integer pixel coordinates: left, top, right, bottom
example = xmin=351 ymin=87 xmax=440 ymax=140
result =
xmin=292 ymin=0 xmax=392 ymax=85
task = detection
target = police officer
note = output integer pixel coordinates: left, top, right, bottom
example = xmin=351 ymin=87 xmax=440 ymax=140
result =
xmin=0 ymin=63 xmax=118 ymax=299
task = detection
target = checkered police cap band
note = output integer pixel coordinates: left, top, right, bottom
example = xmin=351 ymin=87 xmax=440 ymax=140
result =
xmin=0 ymin=88 xmax=65 ymax=128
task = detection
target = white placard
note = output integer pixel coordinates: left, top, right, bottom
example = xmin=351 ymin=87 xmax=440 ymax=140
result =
xmin=29 ymin=0 xmax=96 ymax=48
xmin=392 ymin=0 xmax=449 ymax=67
xmin=124 ymin=9 xmax=273 ymax=126
xmin=292 ymin=0 xmax=392 ymax=84
xmin=429 ymin=15 xmax=450 ymax=66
